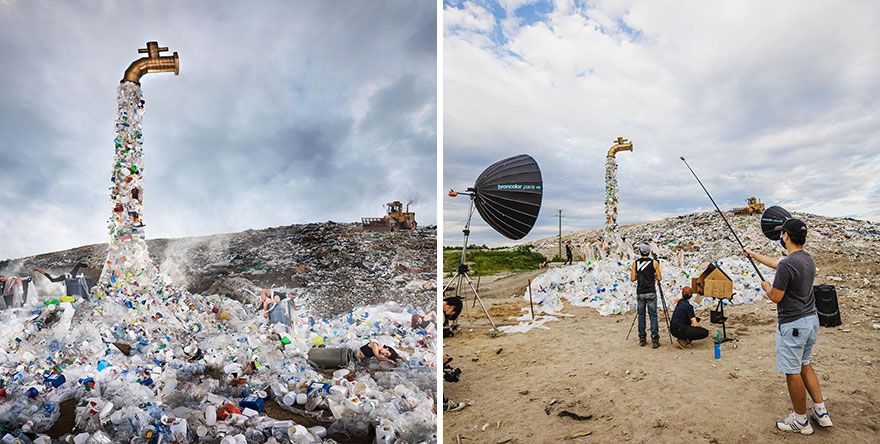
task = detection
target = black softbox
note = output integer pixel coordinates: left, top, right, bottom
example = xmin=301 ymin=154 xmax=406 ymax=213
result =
xmin=473 ymin=154 xmax=543 ymax=240
xmin=760 ymin=206 xmax=791 ymax=240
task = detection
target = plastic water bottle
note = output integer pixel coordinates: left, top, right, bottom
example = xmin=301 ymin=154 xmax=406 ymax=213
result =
xmin=714 ymin=342 xmax=721 ymax=359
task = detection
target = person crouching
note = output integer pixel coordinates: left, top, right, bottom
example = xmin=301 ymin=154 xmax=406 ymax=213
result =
xmin=670 ymin=286 xmax=708 ymax=349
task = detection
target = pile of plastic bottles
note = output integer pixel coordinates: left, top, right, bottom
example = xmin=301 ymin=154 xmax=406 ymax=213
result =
xmin=500 ymin=256 xmax=775 ymax=334
xmin=0 ymin=283 xmax=437 ymax=443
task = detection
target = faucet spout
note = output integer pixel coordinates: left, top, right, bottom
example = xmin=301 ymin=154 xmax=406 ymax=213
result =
xmin=607 ymin=137 xmax=633 ymax=157
xmin=121 ymin=41 xmax=179 ymax=85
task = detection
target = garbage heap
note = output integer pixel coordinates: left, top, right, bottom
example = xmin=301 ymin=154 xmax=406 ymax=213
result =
xmin=501 ymin=255 xmax=773 ymax=334
xmin=97 ymin=83 xmax=161 ymax=298
xmin=503 ymin=211 xmax=880 ymax=334
xmin=530 ymin=210 xmax=880 ymax=268
xmin=0 ymin=284 xmax=437 ymax=443
xmin=14 ymin=224 xmax=437 ymax=320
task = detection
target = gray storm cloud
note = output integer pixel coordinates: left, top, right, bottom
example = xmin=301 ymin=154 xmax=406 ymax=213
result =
xmin=0 ymin=0 xmax=437 ymax=259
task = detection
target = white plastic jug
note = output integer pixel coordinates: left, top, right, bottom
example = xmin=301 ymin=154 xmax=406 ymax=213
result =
xmin=282 ymin=392 xmax=297 ymax=406
xmin=345 ymin=396 xmax=364 ymax=413
xmin=205 ymin=407 xmax=217 ymax=426
xmin=374 ymin=424 xmax=395 ymax=444
xmin=309 ymin=425 xmax=327 ymax=438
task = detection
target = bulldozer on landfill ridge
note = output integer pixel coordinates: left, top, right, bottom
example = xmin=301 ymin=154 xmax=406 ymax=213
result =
xmin=362 ymin=201 xmax=417 ymax=232
xmin=733 ymin=197 xmax=765 ymax=216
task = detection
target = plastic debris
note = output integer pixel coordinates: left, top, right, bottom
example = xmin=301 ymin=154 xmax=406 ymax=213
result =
xmin=0 ymin=283 xmax=437 ymax=442
xmin=506 ymin=210 xmax=880 ymax=333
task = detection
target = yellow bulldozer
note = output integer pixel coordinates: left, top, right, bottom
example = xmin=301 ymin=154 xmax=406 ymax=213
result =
xmin=733 ymin=197 xmax=765 ymax=216
xmin=362 ymin=201 xmax=417 ymax=231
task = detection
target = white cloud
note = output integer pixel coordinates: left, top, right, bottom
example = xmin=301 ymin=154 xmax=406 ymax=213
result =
xmin=445 ymin=1 xmax=496 ymax=34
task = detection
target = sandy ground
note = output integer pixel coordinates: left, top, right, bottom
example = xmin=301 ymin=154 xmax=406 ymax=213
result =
xmin=442 ymin=262 xmax=880 ymax=444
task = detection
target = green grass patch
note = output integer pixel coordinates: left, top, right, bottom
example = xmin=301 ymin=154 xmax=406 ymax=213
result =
xmin=443 ymin=245 xmax=546 ymax=276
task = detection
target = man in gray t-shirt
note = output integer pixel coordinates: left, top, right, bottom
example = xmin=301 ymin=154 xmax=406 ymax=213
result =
xmin=772 ymin=250 xmax=817 ymax=324
xmin=745 ymin=218 xmax=831 ymax=434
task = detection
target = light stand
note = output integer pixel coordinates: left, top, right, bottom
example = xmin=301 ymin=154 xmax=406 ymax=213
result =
xmin=444 ymin=190 xmax=499 ymax=337
xmin=710 ymin=299 xmax=738 ymax=343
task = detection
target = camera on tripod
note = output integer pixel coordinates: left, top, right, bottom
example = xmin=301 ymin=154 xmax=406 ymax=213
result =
xmin=444 ymin=365 xmax=461 ymax=383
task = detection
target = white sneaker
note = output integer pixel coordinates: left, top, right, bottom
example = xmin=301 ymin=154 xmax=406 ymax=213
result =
xmin=811 ymin=409 xmax=833 ymax=427
xmin=776 ymin=411 xmax=813 ymax=434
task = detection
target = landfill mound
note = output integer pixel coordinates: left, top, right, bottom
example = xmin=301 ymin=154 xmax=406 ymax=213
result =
xmin=2 ymin=223 xmax=437 ymax=317
xmin=0 ymin=223 xmax=437 ymax=443
xmin=502 ymin=211 xmax=879 ymax=333
xmin=531 ymin=211 xmax=880 ymax=264
xmin=0 ymin=285 xmax=436 ymax=443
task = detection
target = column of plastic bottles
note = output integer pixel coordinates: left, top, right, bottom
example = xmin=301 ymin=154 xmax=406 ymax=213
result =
xmin=97 ymin=82 xmax=161 ymax=298
xmin=602 ymin=156 xmax=620 ymax=257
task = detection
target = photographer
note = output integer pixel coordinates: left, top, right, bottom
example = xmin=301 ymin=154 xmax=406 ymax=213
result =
xmin=443 ymin=354 xmax=466 ymax=412
xmin=630 ymin=244 xmax=662 ymax=348
xmin=745 ymin=219 xmax=831 ymax=434
xmin=443 ymin=296 xmax=463 ymax=337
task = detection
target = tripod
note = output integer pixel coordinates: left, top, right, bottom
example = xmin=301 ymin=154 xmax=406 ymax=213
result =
xmin=711 ymin=298 xmax=738 ymax=343
xmin=626 ymin=254 xmax=673 ymax=344
xmin=442 ymin=194 xmax=499 ymax=338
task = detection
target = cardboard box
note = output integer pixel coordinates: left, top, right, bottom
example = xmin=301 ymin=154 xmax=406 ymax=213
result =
xmin=691 ymin=263 xmax=733 ymax=303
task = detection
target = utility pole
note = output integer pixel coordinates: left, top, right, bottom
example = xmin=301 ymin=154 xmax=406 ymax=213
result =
xmin=557 ymin=209 xmax=564 ymax=257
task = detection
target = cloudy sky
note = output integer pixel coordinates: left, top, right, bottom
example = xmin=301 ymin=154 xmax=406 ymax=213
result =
xmin=0 ymin=0 xmax=436 ymax=259
xmin=443 ymin=0 xmax=880 ymax=247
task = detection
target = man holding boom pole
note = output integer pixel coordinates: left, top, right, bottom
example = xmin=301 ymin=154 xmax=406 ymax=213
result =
xmin=745 ymin=219 xmax=832 ymax=434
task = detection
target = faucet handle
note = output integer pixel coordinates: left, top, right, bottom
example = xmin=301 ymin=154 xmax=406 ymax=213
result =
xmin=136 ymin=42 xmax=169 ymax=57
xmin=137 ymin=48 xmax=169 ymax=54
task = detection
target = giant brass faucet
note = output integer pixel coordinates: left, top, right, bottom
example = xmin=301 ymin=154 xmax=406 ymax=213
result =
xmin=607 ymin=136 xmax=633 ymax=157
xmin=602 ymin=137 xmax=632 ymax=257
xmin=99 ymin=42 xmax=179 ymax=297
xmin=121 ymin=41 xmax=179 ymax=84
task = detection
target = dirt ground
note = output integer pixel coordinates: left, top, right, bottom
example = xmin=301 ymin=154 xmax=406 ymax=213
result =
xmin=442 ymin=261 xmax=880 ymax=444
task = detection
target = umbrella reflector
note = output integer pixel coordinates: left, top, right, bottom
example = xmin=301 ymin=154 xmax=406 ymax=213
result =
xmin=473 ymin=154 xmax=543 ymax=240
xmin=761 ymin=206 xmax=791 ymax=240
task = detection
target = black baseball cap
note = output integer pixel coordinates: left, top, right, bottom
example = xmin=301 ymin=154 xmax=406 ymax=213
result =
xmin=778 ymin=219 xmax=807 ymax=244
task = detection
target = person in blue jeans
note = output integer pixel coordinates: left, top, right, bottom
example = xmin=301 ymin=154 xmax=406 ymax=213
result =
xmin=630 ymin=244 xmax=662 ymax=348
xmin=746 ymin=218 xmax=832 ymax=435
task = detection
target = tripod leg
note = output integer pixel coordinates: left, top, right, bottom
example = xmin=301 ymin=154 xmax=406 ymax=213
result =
xmin=658 ymin=290 xmax=673 ymax=344
xmin=463 ymin=273 xmax=498 ymax=337
xmin=456 ymin=273 xmax=471 ymax=321
xmin=625 ymin=310 xmax=638 ymax=340
xmin=442 ymin=272 xmax=459 ymax=293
